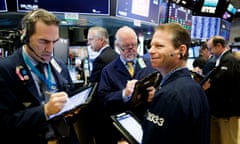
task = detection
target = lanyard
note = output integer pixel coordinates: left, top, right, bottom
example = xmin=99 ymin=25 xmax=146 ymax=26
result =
xmin=22 ymin=51 xmax=57 ymax=91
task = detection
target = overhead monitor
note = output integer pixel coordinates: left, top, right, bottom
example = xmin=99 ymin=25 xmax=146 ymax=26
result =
xmin=159 ymin=0 xmax=168 ymax=24
xmin=17 ymin=0 xmax=110 ymax=15
xmin=227 ymin=3 xmax=237 ymax=15
xmin=168 ymin=3 xmax=192 ymax=33
xmin=191 ymin=15 xmax=221 ymax=40
xmin=115 ymin=0 xmax=161 ymax=25
xmin=194 ymin=0 xmax=229 ymax=17
xmin=222 ymin=11 xmax=233 ymax=22
xmin=219 ymin=19 xmax=231 ymax=41
xmin=200 ymin=0 xmax=219 ymax=14
xmin=0 ymin=0 xmax=7 ymax=12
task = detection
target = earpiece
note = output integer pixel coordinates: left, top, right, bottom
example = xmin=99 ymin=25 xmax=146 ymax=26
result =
xmin=21 ymin=22 xmax=29 ymax=44
xmin=21 ymin=9 xmax=39 ymax=44
xmin=169 ymin=52 xmax=184 ymax=59
xmin=179 ymin=53 xmax=183 ymax=59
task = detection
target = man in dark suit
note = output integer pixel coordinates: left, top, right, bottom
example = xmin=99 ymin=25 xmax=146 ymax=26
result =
xmin=0 ymin=8 xmax=80 ymax=144
xmin=203 ymin=36 xmax=240 ymax=144
xmin=84 ymin=26 xmax=119 ymax=143
xmin=87 ymin=26 xmax=118 ymax=83
xmin=95 ymin=26 xmax=157 ymax=144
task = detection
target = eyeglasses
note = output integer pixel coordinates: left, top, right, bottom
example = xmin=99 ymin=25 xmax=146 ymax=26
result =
xmin=119 ymin=43 xmax=138 ymax=51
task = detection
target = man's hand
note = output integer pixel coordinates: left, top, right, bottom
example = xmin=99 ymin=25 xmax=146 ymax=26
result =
xmin=44 ymin=91 xmax=68 ymax=116
xmin=146 ymin=86 xmax=156 ymax=102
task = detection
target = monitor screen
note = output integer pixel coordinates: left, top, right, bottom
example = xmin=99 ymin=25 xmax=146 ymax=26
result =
xmin=200 ymin=0 xmax=219 ymax=14
xmin=219 ymin=19 xmax=231 ymax=41
xmin=159 ymin=0 xmax=168 ymax=24
xmin=0 ymin=0 xmax=7 ymax=12
xmin=191 ymin=15 xmax=220 ymax=40
xmin=115 ymin=0 xmax=161 ymax=25
xmin=227 ymin=3 xmax=237 ymax=15
xmin=17 ymin=0 xmax=110 ymax=15
xmin=222 ymin=11 xmax=232 ymax=21
xmin=168 ymin=3 xmax=192 ymax=33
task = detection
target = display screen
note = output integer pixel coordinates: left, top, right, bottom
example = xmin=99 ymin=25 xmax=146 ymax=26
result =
xmin=227 ymin=3 xmax=237 ymax=15
xmin=168 ymin=3 xmax=192 ymax=33
xmin=49 ymin=86 xmax=94 ymax=120
xmin=159 ymin=0 xmax=168 ymax=24
xmin=0 ymin=0 xmax=7 ymax=12
xmin=17 ymin=0 xmax=110 ymax=15
xmin=222 ymin=11 xmax=232 ymax=20
xmin=111 ymin=112 xmax=143 ymax=144
xmin=219 ymin=19 xmax=231 ymax=41
xmin=191 ymin=15 xmax=220 ymax=40
xmin=115 ymin=0 xmax=161 ymax=24
xmin=200 ymin=0 xmax=219 ymax=14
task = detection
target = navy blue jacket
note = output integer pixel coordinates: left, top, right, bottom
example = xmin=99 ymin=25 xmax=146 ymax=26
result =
xmin=0 ymin=48 xmax=79 ymax=144
xmin=142 ymin=68 xmax=210 ymax=144
xmin=97 ymin=56 xmax=157 ymax=118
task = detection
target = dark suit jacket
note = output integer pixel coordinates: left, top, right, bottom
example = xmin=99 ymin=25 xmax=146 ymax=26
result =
xmin=97 ymin=56 xmax=157 ymax=118
xmin=202 ymin=55 xmax=217 ymax=75
xmin=0 ymin=48 xmax=79 ymax=144
xmin=206 ymin=50 xmax=240 ymax=117
xmin=92 ymin=56 xmax=158 ymax=144
xmin=89 ymin=46 xmax=118 ymax=83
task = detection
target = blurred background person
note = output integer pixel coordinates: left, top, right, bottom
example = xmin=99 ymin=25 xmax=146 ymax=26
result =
xmin=203 ymin=36 xmax=240 ymax=144
xmin=192 ymin=41 xmax=210 ymax=75
xmin=87 ymin=26 xmax=118 ymax=84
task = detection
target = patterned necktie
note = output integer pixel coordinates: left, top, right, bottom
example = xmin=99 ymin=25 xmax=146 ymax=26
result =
xmin=36 ymin=63 xmax=48 ymax=100
xmin=127 ymin=61 xmax=134 ymax=77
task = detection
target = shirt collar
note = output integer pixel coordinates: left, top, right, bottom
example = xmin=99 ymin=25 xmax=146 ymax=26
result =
xmin=160 ymin=67 xmax=187 ymax=87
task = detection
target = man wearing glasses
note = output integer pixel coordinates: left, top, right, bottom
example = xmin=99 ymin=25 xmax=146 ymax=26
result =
xmin=94 ymin=26 xmax=158 ymax=144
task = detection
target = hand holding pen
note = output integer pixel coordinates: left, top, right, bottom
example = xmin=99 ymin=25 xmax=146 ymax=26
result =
xmin=44 ymin=91 xmax=69 ymax=117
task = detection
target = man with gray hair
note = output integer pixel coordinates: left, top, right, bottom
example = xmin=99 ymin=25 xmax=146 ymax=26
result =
xmin=87 ymin=26 xmax=118 ymax=83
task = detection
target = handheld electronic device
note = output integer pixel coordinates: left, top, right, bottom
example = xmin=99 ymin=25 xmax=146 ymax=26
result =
xmin=48 ymin=83 xmax=97 ymax=120
xmin=111 ymin=111 xmax=143 ymax=144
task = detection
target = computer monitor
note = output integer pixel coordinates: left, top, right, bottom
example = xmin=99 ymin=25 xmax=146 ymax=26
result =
xmin=0 ymin=0 xmax=7 ymax=12
xmin=191 ymin=15 xmax=221 ymax=40
xmin=168 ymin=3 xmax=192 ymax=33
xmin=115 ymin=0 xmax=161 ymax=25
xmin=227 ymin=3 xmax=237 ymax=15
xmin=17 ymin=0 xmax=110 ymax=15
xmin=200 ymin=0 xmax=219 ymax=14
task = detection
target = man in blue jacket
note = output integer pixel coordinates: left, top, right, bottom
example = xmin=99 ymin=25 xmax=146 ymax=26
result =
xmin=141 ymin=23 xmax=210 ymax=144
xmin=0 ymin=8 xmax=80 ymax=144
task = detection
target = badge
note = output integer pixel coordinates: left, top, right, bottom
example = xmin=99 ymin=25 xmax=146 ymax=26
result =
xmin=137 ymin=57 xmax=146 ymax=68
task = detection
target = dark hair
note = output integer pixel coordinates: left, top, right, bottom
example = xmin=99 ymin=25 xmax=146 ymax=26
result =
xmin=21 ymin=8 xmax=59 ymax=43
xmin=199 ymin=42 xmax=208 ymax=53
xmin=211 ymin=36 xmax=227 ymax=47
xmin=154 ymin=23 xmax=191 ymax=59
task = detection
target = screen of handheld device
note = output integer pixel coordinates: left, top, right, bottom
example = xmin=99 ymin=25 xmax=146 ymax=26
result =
xmin=111 ymin=111 xmax=143 ymax=144
xmin=49 ymin=84 xmax=96 ymax=120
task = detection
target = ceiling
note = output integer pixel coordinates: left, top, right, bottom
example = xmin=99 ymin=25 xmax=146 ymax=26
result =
xmin=1 ymin=0 xmax=240 ymax=40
